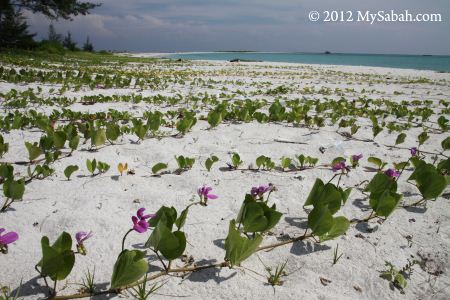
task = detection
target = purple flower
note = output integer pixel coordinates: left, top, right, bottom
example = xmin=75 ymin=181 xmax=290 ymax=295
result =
xmin=410 ymin=147 xmax=418 ymax=157
xmin=250 ymin=185 xmax=273 ymax=197
xmin=352 ymin=154 xmax=363 ymax=163
xmin=75 ymin=231 xmax=93 ymax=246
xmin=198 ymin=185 xmax=218 ymax=200
xmin=0 ymin=228 xmax=18 ymax=253
xmin=385 ymin=168 xmax=400 ymax=178
xmin=132 ymin=208 xmax=155 ymax=233
xmin=75 ymin=231 xmax=93 ymax=255
xmin=332 ymin=161 xmax=348 ymax=172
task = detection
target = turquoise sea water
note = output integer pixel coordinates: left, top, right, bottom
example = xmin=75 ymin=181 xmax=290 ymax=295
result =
xmin=166 ymin=52 xmax=450 ymax=72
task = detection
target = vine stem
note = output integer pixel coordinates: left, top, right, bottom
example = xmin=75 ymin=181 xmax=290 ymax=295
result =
xmin=121 ymin=229 xmax=133 ymax=251
xmin=337 ymin=173 xmax=343 ymax=188
xmin=49 ymin=233 xmax=316 ymax=300
xmin=1 ymin=198 xmax=13 ymax=212
xmin=350 ymin=211 xmax=377 ymax=224
xmin=45 ymin=190 xmax=387 ymax=300
xmin=326 ymin=173 xmax=339 ymax=185
xmin=395 ymin=157 xmax=412 ymax=182
xmin=384 ymin=145 xmax=448 ymax=158
xmin=401 ymin=198 xmax=426 ymax=208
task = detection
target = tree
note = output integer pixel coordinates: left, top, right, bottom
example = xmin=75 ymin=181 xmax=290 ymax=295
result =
xmin=0 ymin=0 xmax=100 ymax=49
xmin=82 ymin=35 xmax=93 ymax=52
xmin=47 ymin=23 xmax=62 ymax=43
xmin=6 ymin=0 xmax=101 ymax=20
xmin=0 ymin=6 xmax=35 ymax=49
xmin=63 ymin=31 xmax=77 ymax=50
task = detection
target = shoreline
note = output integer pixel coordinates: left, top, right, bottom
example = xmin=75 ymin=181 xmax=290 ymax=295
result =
xmin=120 ymin=52 xmax=450 ymax=75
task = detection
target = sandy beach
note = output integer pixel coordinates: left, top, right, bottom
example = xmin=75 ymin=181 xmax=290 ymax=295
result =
xmin=0 ymin=54 xmax=449 ymax=300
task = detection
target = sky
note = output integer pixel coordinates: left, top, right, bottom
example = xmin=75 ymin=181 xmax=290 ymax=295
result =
xmin=25 ymin=0 xmax=450 ymax=55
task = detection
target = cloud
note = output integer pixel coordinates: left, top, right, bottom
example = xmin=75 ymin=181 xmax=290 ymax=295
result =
xmin=24 ymin=0 xmax=450 ymax=54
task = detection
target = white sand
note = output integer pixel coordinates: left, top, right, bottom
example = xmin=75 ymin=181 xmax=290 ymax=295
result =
xmin=1 ymin=58 xmax=449 ymax=299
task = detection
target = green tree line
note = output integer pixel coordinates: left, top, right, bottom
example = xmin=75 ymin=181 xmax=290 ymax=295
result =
xmin=0 ymin=0 xmax=100 ymax=51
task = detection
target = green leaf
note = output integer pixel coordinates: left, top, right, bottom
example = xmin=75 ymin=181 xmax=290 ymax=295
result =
xmin=304 ymin=178 xmax=324 ymax=206
xmin=69 ymin=135 xmax=80 ymax=151
xmin=441 ymin=137 xmax=450 ymax=151
xmin=231 ymin=153 xmax=242 ymax=168
xmin=176 ymin=116 xmax=196 ymax=134
xmin=3 ymin=178 xmax=25 ymax=200
xmin=372 ymin=125 xmax=383 ymax=138
xmin=365 ymin=173 xmax=398 ymax=200
xmin=25 ymin=142 xmax=42 ymax=161
xmin=224 ymin=220 xmax=262 ymax=267
xmin=207 ymin=111 xmax=222 ymax=128
xmin=280 ymin=157 xmax=292 ymax=169
xmin=148 ymin=113 xmax=162 ymax=132
xmin=304 ymin=179 xmax=343 ymax=214
xmin=0 ymin=164 xmax=14 ymax=180
xmin=240 ymin=201 xmax=282 ymax=233
xmin=175 ymin=207 xmax=189 ymax=230
xmin=205 ymin=155 xmax=219 ymax=172
xmin=369 ymin=190 xmax=402 ymax=217
xmin=110 ymin=250 xmax=148 ymax=289
xmin=106 ymin=123 xmax=121 ymax=142
xmin=53 ymin=131 xmax=67 ymax=149
xmin=394 ymin=273 xmax=407 ymax=289
xmin=145 ymin=220 xmax=186 ymax=260
xmin=437 ymin=158 xmax=450 ymax=174
xmin=393 ymin=161 xmax=410 ymax=171
xmin=40 ymin=232 xmax=75 ymax=281
xmin=367 ymin=156 xmax=386 ymax=170
xmin=409 ymin=161 xmax=448 ymax=200
xmin=175 ymin=155 xmax=186 ymax=169
xmin=338 ymin=187 xmax=352 ymax=205
xmin=256 ymin=155 xmax=266 ymax=168
xmin=152 ymin=162 xmax=168 ymax=175
xmin=308 ymin=206 xmax=334 ymax=236
xmin=148 ymin=206 xmax=178 ymax=229
xmin=97 ymin=162 xmax=110 ymax=173
xmin=161 ymin=231 xmax=186 ymax=260
xmin=86 ymin=159 xmax=97 ymax=174
xmin=64 ymin=165 xmax=79 ymax=180
xmin=134 ymin=123 xmax=148 ymax=141
xmin=395 ymin=133 xmax=406 ymax=145
xmin=417 ymin=131 xmax=429 ymax=146
xmin=39 ymin=135 xmax=54 ymax=151
xmin=91 ymin=129 xmax=106 ymax=147
xmin=331 ymin=157 xmax=345 ymax=166
xmin=0 ymin=139 xmax=8 ymax=158
xmin=437 ymin=116 xmax=449 ymax=131
xmin=320 ymin=216 xmax=350 ymax=241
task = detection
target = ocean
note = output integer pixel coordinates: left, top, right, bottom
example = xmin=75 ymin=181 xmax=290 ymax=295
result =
xmin=165 ymin=52 xmax=450 ymax=72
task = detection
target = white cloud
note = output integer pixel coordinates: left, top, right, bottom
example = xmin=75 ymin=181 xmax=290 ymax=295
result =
xmin=23 ymin=0 xmax=450 ymax=54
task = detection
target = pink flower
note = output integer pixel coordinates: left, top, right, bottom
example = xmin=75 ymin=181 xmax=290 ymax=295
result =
xmin=251 ymin=185 xmax=273 ymax=197
xmin=352 ymin=154 xmax=363 ymax=162
xmin=0 ymin=228 xmax=18 ymax=253
xmin=410 ymin=147 xmax=418 ymax=157
xmin=75 ymin=231 xmax=93 ymax=255
xmin=385 ymin=168 xmax=400 ymax=178
xmin=197 ymin=185 xmax=218 ymax=200
xmin=132 ymin=208 xmax=155 ymax=233
xmin=75 ymin=231 xmax=93 ymax=246
xmin=332 ymin=161 xmax=349 ymax=172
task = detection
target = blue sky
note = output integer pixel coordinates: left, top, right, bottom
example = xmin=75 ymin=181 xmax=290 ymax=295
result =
xmin=25 ymin=0 xmax=450 ymax=54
